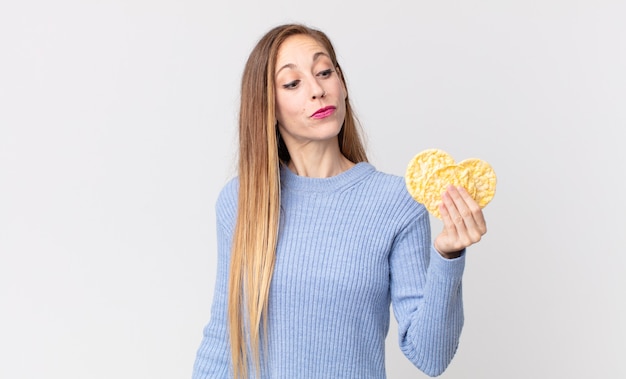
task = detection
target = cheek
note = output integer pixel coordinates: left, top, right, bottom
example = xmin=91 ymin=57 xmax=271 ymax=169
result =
xmin=276 ymin=95 xmax=305 ymax=121
xmin=274 ymin=97 xmax=288 ymax=123
xmin=275 ymin=94 xmax=289 ymax=115
xmin=339 ymin=81 xmax=348 ymax=100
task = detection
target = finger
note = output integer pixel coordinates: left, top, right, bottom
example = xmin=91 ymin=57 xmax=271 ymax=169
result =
xmin=456 ymin=186 xmax=487 ymax=235
xmin=441 ymin=187 xmax=466 ymax=230
xmin=443 ymin=186 xmax=483 ymax=246
xmin=439 ymin=198 xmax=458 ymax=234
xmin=449 ymin=187 xmax=486 ymax=244
xmin=439 ymin=190 xmax=468 ymax=252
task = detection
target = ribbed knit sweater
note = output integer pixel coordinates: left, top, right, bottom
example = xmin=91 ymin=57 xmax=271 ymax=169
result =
xmin=193 ymin=162 xmax=465 ymax=378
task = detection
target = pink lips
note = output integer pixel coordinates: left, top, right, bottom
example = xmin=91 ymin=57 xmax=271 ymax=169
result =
xmin=311 ymin=106 xmax=336 ymax=119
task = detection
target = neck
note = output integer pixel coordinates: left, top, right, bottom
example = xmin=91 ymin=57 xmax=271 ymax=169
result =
xmin=286 ymin=144 xmax=354 ymax=178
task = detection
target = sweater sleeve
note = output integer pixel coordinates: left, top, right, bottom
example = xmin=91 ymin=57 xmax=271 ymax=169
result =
xmin=192 ymin=181 xmax=238 ymax=379
xmin=389 ymin=207 xmax=465 ymax=377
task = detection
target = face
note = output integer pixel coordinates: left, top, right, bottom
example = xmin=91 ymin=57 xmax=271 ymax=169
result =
xmin=274 ymin=34 xmax=347 ymax=150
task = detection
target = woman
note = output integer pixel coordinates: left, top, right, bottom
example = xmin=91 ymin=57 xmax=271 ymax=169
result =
xmin=193 ymin=23 xmax=487 ymax=379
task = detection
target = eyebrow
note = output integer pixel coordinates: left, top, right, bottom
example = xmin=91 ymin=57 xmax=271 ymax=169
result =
xmin=275 ymin=51 xmax=331 ymax=75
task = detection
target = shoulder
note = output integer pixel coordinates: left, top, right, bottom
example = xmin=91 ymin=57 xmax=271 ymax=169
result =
xmin=367 ymin=168 xmax=407 ymax=195
xmin=215 ymin=176 xmax=239 ymax=228
xmin=216 ymin=176 xmax=238 ymax=206
xmin=365 ymin=165 xmax=419 ymax=203
xmin=359 ymin=164 xmax=428 ymax=219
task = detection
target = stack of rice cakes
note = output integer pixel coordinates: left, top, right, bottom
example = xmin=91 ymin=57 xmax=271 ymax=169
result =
xmin=405 ymin=149 xmax=497 ymax=218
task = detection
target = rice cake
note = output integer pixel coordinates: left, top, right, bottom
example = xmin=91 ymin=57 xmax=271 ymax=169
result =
xmin=404 ymin=149 xmax=455 ymax=203
xmin=404 ymin=149 xmax=497 ymax=218
xmin=458 ymin=158 xmax=497 ymax=208
xmin=422 ymin=165 xmax=477 ymax=218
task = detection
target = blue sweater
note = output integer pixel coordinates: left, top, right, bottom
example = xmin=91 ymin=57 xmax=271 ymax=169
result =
xmin=193 ymin=162 xmax=465 ymax=378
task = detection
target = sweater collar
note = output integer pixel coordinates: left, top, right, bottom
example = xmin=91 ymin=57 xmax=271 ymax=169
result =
xmin=280 ymin=162 xmax=375 ymax=193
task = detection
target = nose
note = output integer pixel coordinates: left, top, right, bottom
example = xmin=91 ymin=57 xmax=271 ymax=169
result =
xmin=312 ymin=90 xmax=326 ymax=99
xmin=311 ymin=83 xmax=326 ymax=99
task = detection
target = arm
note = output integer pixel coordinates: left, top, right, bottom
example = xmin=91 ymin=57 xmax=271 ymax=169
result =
xmin=390 ymin=184 xmax=487 ymax=376
xmin=192 ymin=220 xmax=233 ymax=379
xmin=389 ymin=208 xmax=465 ymax=377
xmin=192 ymin=182 xmax=238 ymax=379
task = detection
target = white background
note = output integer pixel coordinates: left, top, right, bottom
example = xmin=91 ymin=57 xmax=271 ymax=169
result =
xmin=1 ymin=1 xmax=625 ymax=378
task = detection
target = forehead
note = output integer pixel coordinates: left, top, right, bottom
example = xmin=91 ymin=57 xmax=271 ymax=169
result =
xmin=275 ymin=34 xmax=330 ymax=66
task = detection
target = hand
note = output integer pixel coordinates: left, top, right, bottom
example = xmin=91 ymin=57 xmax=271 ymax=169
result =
xmin=434 ymin=185 xmax=487 ymax=259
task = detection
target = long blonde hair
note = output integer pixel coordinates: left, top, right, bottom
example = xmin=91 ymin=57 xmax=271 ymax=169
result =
xmin=229 ymin=23 xmax=368 ymax=378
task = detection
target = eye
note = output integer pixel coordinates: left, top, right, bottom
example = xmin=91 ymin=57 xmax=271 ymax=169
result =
xmin=317 ymin=68 xmax=334 ymax=78
xmin=282 ymin=80 xmax=300 ymax=89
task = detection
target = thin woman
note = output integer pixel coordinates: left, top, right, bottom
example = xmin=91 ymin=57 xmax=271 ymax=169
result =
xmin=193 ymin=23 xmax=487 ymax=379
